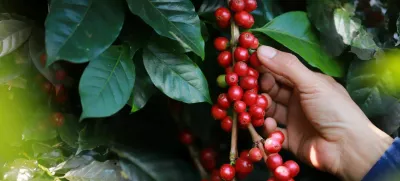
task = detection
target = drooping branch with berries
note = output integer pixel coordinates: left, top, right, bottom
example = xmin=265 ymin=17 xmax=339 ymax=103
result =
xmin=212 ymin=0 xmax=300 ymax=180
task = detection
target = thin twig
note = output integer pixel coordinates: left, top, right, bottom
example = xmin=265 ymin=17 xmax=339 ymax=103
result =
xmin=188 ymin=145 xmax=209 ymax=179
xmin=247 ymin=124 xmax=268 ymax=161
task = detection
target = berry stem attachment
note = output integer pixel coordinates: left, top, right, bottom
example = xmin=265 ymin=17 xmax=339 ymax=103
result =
xmin=188 ymin=145 xmax=209 ymax=179
xmin=247 ymin=124 xmax=268 ymax=161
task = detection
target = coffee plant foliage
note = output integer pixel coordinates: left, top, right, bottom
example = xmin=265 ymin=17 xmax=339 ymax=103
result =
xmin=0 ymin=0 xmax=399 ymax=180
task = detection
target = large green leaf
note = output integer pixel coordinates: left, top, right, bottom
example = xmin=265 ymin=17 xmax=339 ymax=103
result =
xmin=0 ymin=19 xmax=31 ymax=57
xmin=126 ymin=0 xmax=205 ymax=59
xmin=252 ymin=11 xmax=344 ymax=77
xmin=306 ymin=0 xmax=346 ymax=56
xmin=58 ymin=114 xmax=80 ymax=148
xmin=64 ymin=160 xmax=126 ymax=181
xmin=334 ymin=8 xmax=379 ymax=60
xmin=45 ymin=0 xmax=125 ymax=65
xmin=49 ymin=155 xmax=94 ymax=175
xmin=79 ymin=45 xmax=135 ymax=119
xmin=252 ymin=0 xmax=282 ymax=28
xmin=0 ymin=41 xmax=31 ymax=84
xmin=143 ymin=37 xmax=211 ymax=104
xmin=112 ymin=147 xmax=200 ymax=181
xmin=77 ymin=119 xmax=114 ymax=153
xmin=129 ymin=51 xmax=157 ymax=113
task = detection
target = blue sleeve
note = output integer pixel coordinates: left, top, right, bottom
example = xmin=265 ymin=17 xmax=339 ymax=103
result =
xmin=362 ymin=137 xmax=400 ymax=181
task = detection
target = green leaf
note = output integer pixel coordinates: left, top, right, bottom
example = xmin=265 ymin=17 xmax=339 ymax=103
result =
xmin=306 ymin=0 xmax=346 ymax=56
xmin=252 ymin=0 xmax=283 ymax=27
xmin=143 ymin=37 xmax=211 ymax=104
xmin=333 ymin=8 xmax=379 ymax=60
xmin=2 ymin=159 xmax=40 ymax=181
xmin=252 ymin=11 xmax=344 ymax=77
xmin=58 ymin=114 xmax=80 ymax=148
xmin=112 ymin=147 xmax=200 ymax=181
xmin=129 ymin=52 xmax=157 ymax=113
xmin=22 ymin=111 xmax=57 ymax=141
xmin=79 ymin=45 xmax=135 ymax=119
xmin=0 ymin=19 xmax=32 ymax=57
xmin=45 ymin=0 xmax=125 ymax=65
xmin=0 ymin=41 xmax=31 ymax=84
xmin=64 ymin=160 xmax=126 ymax=181
xmin=77 ymin=119 xmax=114 ymax=153
xmin=32 ymin=143 xmax=53 ymax=155
xmin=49 ymin=155 xmax=94 ymax=175
xmin=29 ymin=26 xmax=57 ymax=84
xmin=126 ymin=0 xmax=205 ymax=59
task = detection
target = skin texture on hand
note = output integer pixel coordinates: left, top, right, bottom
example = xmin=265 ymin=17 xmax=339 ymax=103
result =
xmin=256 ymin=46 xmax=394 ymax=181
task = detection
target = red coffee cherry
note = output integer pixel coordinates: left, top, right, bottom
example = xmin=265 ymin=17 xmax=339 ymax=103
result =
xmin=211 ymin=170 xmax=222 ymax=181
xmin=52 ymin=112 xmax=64 ymax=127
xmin=211 ymin=104 xmax=227 ymax=120
xmin=234 ymin=47 xmax=249 ymax=62
xmin=233 ymin=61 xmax=249 ymax=76
xmin=202 ymin=159 xmax=216 ymax=171
xmin=221 ymin=116 xmax=233 ymax=132
xmin=225 ymin=72 xmax=239 ymax=86
xmin=255 ymin=95 xmax=268 ymax=109
xmin=266 ymin=153 xmax=283 ymax=170
xmin=267 ymin=177 xmax=277 ymax=181
xmin=201 ymin=148 xmax=217 ymax=162
xmin=235 ymin=157 xmax=254 ymax=174
xmin=55 ymin=69 xmax=67 ymax=81
xmin=269 ymin=130 xmax=285 ymax=144
xmin=229 ymin=0 xmax=245 ymax=12
xmin=252 ymin=118 xmax=264 ymax=127
xmin=220 ymin=164 xmax=235 ymax=181
xmin=234 ymin=11 xmax=254 ymax=29
xmin=242 ymin=90 xmax=257 ymax=106
xmin=215 ymin=7 xmax=231 ymax=28
xmin=40 ymin=53 xmax=47 ymax=67
xmin=179 ymin=130 xmax=193 ymax=145
xmin=238 ymin=112 xmax=251 ymax=127
xmin=240 ymin=76 xmax=258 ymax=90
xmin=244 ymin=0 xmax=257 ymax=12
xmin=264 ymin=138 xmax=282 ymax=153
xmin=240 ymin=150 xmax=249 ymax=159
xmin=42 ymin=81 xmax=53 ymax=94
xmin=248 ymin=148 xmax=263 ymax=162
xmin=217 ymin=51 xmax=232 ymax=68
xmin=284 ymin=160 xmax=300 ymax=178
xmin=233 ymin=100 xmax=246 ymax=113
xmin=249 ymin=105 xmax=265 ymax=119
xmin=247 ymin=67 xmax=259 ymax=78
xmin=239 ymin=32 xmax=255 ymax=49
xmin=214 ymin=37 xmax=229 ymax=51
xmin=274 ymin=166 xmax=291 ymax=181
xmin=228 ymin=85 xmax=243 ymax=101
xmin=249 ymin=51 xmax=262 ymax=67
xmin=225 ymin=67 xmax=233 ymax=74
xmin=250 ymin=38 xmax=259 ymax=49
xmin=217 ymin=93 xmax=230 ymax=109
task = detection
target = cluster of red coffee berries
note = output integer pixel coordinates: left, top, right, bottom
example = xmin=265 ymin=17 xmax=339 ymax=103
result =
xmin=212 ymin=1 xmax=300 ymax=181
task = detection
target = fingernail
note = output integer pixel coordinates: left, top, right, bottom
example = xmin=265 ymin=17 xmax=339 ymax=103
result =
xmin=258 ymin=46 xmax=277 ymax=59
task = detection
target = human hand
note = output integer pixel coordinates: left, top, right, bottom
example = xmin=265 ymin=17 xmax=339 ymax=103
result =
xmin=256 ymin=46 xmax=394 ymax=181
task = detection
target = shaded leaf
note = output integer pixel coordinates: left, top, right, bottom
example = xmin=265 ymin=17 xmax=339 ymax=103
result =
xmin=112 ymin=146 xmax=200 ymax=181
xmin=0 ymin=18 xmax=31 ymax=57
xmin=129 ymin=51 xmax=156 ymax=113
xmin=371 ymin=102 xmax=400 ymax=135
xmin=126 ymin=0 xmax=205 ymax=59
xmin=334 ymin=8 xmax=379 ymax=60
xmin=77 ymin=119 xmax=114 ymax=153
xmin=22 ymin=111 xmax=57 ymax=141
xmin=45 ymin=0 xmax=125 ymax=65
xmin=252 ymin=11 xmax=344 ymax=77
xmin=0 ymin=41 xmax=31 ymax=84
xmin=143 ymin=37 xmax=211 ymax=103
xmin=2 ymin=159 xmax=40 ymax=181
xmin=397 ymin=16 xmax=400 ymax=35
xmin=252 ymin=0 xmax=282 ymax=28
xmin=58 ymin=114 xmax=80 ymax=148
xmin=49 ymin=155 xmax=94 ymax=175
xmin=64 ymin=160 xmax=126 ymax=181
xmin=197 ymin=0 xmax=225 ymax=23
xmin=32 ymin=143 xmax=53 ymax=155
xmin=38 ymin=149 xmax=64 ymax=167
xmin=79 ymin=45 xmax=135 ymax=120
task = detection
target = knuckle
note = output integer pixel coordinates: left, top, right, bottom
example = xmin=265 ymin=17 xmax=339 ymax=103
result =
xmin=283 ymin=53 xmax=298 ymax=68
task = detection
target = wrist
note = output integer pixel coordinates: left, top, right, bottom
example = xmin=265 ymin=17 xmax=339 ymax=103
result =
xmin=339 ymin=122 xmax=393 ymax=181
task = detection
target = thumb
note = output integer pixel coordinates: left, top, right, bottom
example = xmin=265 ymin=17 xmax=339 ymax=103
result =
xmin=257 ymin=46 xmax=315 ymax=87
